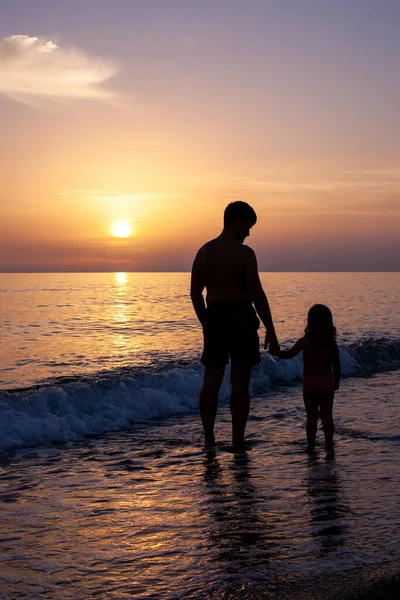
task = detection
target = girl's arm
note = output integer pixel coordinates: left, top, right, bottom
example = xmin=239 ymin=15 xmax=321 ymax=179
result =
xmin=332 ymin=343 xmax=341 ymax=390
xmin=270 ymin=338 xmax=304 ymax=359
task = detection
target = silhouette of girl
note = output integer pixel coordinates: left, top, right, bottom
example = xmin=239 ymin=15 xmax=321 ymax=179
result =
xmin=270 ymin=304 xmax=341 ymax=449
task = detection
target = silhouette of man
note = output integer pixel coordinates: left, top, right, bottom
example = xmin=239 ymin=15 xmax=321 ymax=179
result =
xmin=191 ymin=201 xmax=278 ymax=446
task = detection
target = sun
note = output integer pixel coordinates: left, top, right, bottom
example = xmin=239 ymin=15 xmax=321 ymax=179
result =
xmin=111 ymin=221 xmax=132 ymax=238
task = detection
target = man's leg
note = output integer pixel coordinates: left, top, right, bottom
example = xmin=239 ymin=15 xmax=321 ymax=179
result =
xmin=199 ymin=365 xmax=225 ymax=445
xmin=230 ymin=363 xmax=253 ymax=446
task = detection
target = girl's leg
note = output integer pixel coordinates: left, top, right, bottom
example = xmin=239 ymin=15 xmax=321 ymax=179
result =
xmin=319 ymin=392 xmax=335 ymax=448
xmin=303 ymin=392 xmax=319 ymax=446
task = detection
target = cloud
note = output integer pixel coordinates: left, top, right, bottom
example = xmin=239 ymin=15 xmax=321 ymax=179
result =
xmin=0 ymin=34 xmax=120 ymax=105
xmin=223 ymin=171 xmax=400 ymax=196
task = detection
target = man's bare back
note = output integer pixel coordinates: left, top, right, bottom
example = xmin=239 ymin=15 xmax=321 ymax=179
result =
xmin=191 ymin=227 xmax=277 ymax=340
xmin=193 ymin=235 xmax=253 ymax=305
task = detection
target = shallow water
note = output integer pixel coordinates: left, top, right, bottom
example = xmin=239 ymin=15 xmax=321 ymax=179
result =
xmin=1 ymin=372 xmax=398 ymax=599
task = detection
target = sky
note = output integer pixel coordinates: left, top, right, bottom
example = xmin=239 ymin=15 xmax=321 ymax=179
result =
xmin=1 ymin=0 xmax=399 ymax=271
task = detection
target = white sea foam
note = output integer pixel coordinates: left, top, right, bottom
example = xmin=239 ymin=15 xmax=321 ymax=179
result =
xmin=1 ymin=340 xmax=399 ymax=453
xmin=0 ymin=368 xmax=203 ymax=453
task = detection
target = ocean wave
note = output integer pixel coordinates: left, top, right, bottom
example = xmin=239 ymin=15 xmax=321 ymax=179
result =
xmin=1 ymin=337 xmax=399 ymax=453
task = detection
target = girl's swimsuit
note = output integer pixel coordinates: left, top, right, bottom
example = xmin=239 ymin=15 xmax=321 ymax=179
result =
xmin=303 ymin=378 xmax=335 ymax=394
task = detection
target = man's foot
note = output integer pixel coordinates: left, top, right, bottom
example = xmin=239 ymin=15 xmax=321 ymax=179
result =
xmin=306 ymin=444 xmax=317 ymax=457
xmin=204 ymin=433 xmax=216 ymax=447
xmin=325 ymin=446 xmax=335 ymax=461
xmin=232 ymin=436 xmax=247 ymax=453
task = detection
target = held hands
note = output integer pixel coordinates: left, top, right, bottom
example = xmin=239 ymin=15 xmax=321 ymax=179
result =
xmin=264 ymin=331 xmax=279 ymax=354
xmin=268 ymin=342 xmax=280 ymax=356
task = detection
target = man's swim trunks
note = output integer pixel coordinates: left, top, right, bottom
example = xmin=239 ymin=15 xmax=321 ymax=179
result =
xmin=201 ymin=300 xmax=261 ymax=367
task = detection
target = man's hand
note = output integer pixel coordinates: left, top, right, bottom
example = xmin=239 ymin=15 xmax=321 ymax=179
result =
xmin=268 ymin=342 xmax=280 ymax=356
xmin=264 ymin=331 xmax=278 ymax=350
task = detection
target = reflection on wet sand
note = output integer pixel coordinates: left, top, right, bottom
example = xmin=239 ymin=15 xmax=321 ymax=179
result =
xmin=202 ymin=448 xmax=283 ymax=571
xmin=306 ymin=451 xmax=348 ymax=557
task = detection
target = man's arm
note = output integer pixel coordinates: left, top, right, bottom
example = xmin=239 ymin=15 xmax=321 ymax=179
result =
xmin=270 ymin=339 xmax=303 ymax=359
xmin=332 ymin=343 xmax=341 ymax=391
xmin=244 ymin=247 xmax=277 ymax=346
xmin=190 ymin=249 xmax=207 ymax=325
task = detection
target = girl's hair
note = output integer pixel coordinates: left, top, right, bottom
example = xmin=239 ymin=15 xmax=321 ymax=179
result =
xmin=305 ymin=304 xmax=336 ymax=346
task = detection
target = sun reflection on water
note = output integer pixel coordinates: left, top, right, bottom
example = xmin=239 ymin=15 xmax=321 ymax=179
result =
xmin=115 ymin=272 xmax=128 ymax=286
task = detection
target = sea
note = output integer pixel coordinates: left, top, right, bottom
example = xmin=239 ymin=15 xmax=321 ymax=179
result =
xmin=0 ymin=272 xmax=399 ymax=599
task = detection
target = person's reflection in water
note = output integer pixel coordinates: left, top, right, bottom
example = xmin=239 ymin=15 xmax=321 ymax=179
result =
xmin=306 ymin=450 xmax=348 ymax=557
xmin=202 ymin=448 xmax=282 ymax=573
xmin=203 ymin=447 xmax=222 ymax=485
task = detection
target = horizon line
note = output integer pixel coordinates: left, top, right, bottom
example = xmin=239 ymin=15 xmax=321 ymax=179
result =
xmin=1 ymin=270 xmax=399 ymax=275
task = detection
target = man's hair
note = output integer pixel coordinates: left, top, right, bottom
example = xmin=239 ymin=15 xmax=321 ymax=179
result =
xmin=223 ymin=201 xmax=257 ymax=227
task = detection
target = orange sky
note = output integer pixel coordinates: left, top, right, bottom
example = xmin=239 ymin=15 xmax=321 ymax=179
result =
xmin=1 ymin=1 xmax=400 ymax=271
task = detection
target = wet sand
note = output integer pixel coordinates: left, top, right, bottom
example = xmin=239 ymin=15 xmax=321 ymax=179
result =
xmin=224 ymin=562 xmax=400 ymax=600
xmin=0 ymin=377 xmax=399 ymax=599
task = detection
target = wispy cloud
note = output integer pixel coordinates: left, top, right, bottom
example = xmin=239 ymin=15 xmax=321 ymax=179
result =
xmin=57 ymin=189 xmax=181 ymax=204
xmin=223 ymin=169 xmax=400 ymax=196
xmin=0 ymin=34 xmax=120 ymax=106
xmin=56 ymin=189 xmax=166 ymax=205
